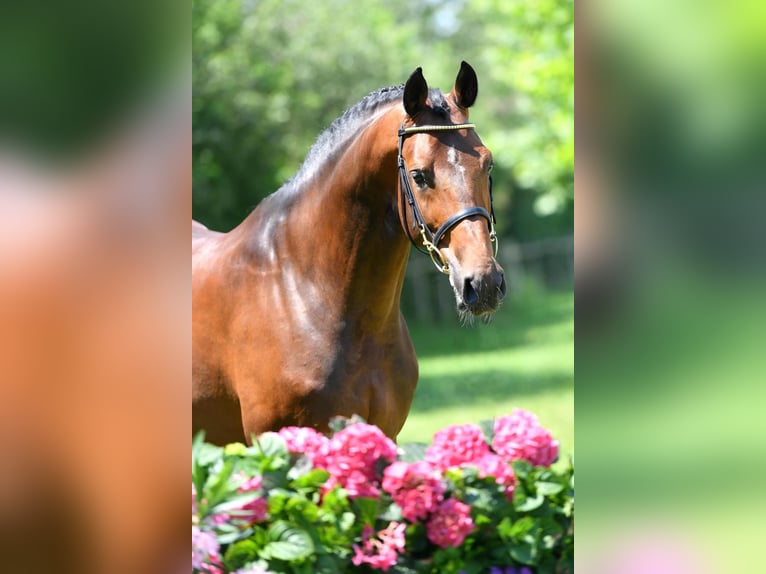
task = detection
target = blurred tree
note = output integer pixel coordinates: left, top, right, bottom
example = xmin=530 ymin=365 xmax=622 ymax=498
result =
xmin=193 ymin=0 xmax=573 ymax=238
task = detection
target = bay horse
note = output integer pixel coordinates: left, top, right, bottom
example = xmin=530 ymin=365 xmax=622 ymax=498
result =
xmin=193 ymin=62 xmax=506 ymax=444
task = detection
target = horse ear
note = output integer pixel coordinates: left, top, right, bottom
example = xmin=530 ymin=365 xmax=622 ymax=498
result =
xmin=403 ymin=67 xmax=428 ymax=117
xmin=453 ymin=61 xmax=478 ymax=109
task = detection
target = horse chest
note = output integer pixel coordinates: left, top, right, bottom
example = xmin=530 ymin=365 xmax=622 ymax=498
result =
xmin=273 ymin=322 xmax=418 ymax=436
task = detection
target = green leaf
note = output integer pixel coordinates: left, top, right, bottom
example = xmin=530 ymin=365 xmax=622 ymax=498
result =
xmin=291 ymin=468 xmax=330 ymax=489
xmin=315 ymin=554 xmax=343 ymax=574
xmin=192 ymin=431 xmax=206 ymax=463
xmin=198 ymin=442 xmax=224 ymax=468
xmin=509 ymin=540 xmax=537 ymax=565
xmin=285 ymin=496 xmax=320 ymax=523
xmin=463 ymin=486 xmax=494 ymax=514
xmin=389 ymin=565 xmax=419 ymax=574
xmin=268 ymin=489 xmax=290 ymax=515
xmin=457 ymin=559 xmax=484 ymax=574
xmin=211 ymin=492 xmax=262 ymax=516
xmin=479 ymin=418 xmax=496 ymax=445
xmin=263 ymin=523 xmax=314 ymax=561
xmin=320 ymin=487 xmax=350 ymax=518
xmin=255 ymin=432 xmax=288 ymax=458
xmin=217 ymin=526 xmax=254 ymax=545
xmin=511 ymin=459 xmax=533 ymax=478
xmin=378 ymin=501 xmax=403 ymax=522
xmin=286 ymin=453 xmax=315 ymax=481
xmin=508 ymin=516 xmax=536 ymax=538
xmin=397 ymin=442 xmax=428 ymax=463
xmin=223 ymin=442 xmax=249 ymax=456
xmin=223 ymin=539 xmax=259 ymax=570
xmin=535 ymin=481 xmax=565 ymax=496
xmin=515 ymin=492 xmax=544 ymax=512
xmin=338 ymin=511 xmax=355 ymax=532
xmin=266 ymin=540 xmax=311 ymax=561
xmin=497 ymin=516 xmax=514 ymax=539
xmin=353 ymin=497 xmax=379 ymax=526
xmin=204 ymin=458 xmax=237 ymax=509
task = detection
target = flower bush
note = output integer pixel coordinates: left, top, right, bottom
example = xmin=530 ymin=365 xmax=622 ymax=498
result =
xmin=192 ymin=410 xmax=573 ymax=574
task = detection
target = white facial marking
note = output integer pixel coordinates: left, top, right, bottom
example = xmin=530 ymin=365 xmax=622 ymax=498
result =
xmin=447 ymin=147 xmax=467 ymax=188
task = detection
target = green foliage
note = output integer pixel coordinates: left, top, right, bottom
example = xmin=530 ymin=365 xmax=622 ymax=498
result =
xmin=192 ymin=419 xmax=574 ymax=573
xmin=192 ymin=0 xmax=573 ymax=237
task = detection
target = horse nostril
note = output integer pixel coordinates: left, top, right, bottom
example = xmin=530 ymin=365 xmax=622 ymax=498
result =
xmin=498 ymin=273 xmax=507 ymax=299
xmin=462 ymin=277 xmax=479 ymax=306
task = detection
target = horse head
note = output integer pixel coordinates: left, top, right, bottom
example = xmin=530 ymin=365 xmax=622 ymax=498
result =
xmin=398 ymin=61 xmax=507 ymax=319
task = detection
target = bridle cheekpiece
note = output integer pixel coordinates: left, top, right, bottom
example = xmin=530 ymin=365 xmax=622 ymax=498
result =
xmin=397 ymin=123 xmax=498 ymax=274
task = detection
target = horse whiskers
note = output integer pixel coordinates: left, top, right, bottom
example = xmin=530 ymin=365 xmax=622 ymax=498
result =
xmin=456 ymin=301 xmax=500 ymax=327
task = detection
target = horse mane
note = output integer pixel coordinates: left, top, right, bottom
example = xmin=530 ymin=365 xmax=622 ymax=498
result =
xmin=284 ymin=83 xmax=450 ymax=190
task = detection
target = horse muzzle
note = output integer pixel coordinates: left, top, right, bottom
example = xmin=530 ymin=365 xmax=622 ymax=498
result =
xmin=451 ymin=261 xmax=507 ymax=316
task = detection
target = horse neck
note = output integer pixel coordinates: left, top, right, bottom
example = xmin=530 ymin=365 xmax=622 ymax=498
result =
xmin=244 ymin=108 xmax=411 ymax=326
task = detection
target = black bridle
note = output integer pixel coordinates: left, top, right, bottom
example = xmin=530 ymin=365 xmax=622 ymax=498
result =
xmin=397 ymin=123 xmax=498 ymax=274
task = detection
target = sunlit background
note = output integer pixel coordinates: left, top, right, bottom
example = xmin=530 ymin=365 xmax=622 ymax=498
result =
xmin=577 ymin=0 xmax=766 ymax=571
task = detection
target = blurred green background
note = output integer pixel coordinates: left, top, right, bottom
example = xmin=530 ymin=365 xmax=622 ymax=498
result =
xmin=578 ymin=1 xmax=766 ymax=571
xmin=192 ymin=0 xmax=574 ymax=455
xmin=192 ymin=0 xmax=573 ymax=240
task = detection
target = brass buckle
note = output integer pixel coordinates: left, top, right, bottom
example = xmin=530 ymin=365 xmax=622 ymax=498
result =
xmin=418 ymin=225 xmax=450 ymax=274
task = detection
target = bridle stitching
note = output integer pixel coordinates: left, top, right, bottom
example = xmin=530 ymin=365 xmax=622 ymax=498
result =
xmin=397 ymin=123 xmax=498 ymax=274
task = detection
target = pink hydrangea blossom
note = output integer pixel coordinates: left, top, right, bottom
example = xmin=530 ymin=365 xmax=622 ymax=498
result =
xmin=382 ymin=461 xmax=445 ymax=521
xmin=321 ymin=423 xmax=398 ymax=499
xmin=351 ymin=521 xmax=406 ymax=571
xmin=277 ymin=426 xmax=330 ymax=465
xmin=192 ymin=525 xmax=220 ymax=571
xmin=334 ymin=468 xmax=383 ymax=499
xmin=492 ymin=409 xmax=559 ymax=467
xmin=425 ymin=423 xmax=491 ymax=470
xmin=426 ymin=498 xmax=475 ymax=548
xmin=277 ymin=423 xmax=397 ymax=499
xmin=473 ymin=453 xmax=517 ymax=499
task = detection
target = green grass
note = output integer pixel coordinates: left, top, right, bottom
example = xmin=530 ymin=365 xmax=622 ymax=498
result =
xmin=398 ymin=286 xmax=574 ymax=461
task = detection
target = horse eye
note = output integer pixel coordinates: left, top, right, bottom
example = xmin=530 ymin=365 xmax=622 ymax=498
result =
xmin=411 ymin=170 xmax=428 ymax=188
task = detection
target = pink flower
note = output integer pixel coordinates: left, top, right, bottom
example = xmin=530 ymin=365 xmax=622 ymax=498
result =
xmin=208 ymin=472 xmax=268 ymax=526
xmin=426 ymin=498 xmax=475 ymax=548
xmin=199 ymin=558 xmax=223 ymax=574
xmin=279 ymin=423 xmax=397 ymax=498
xmin=473 ymin=452 xmax=517 ymax=499
xmin=321 ymin=423 xmax=397 ymax=499
xmin=235 ymin=473 xmax=268 ymax=523
xmin=278 ymin=426 xmax=330 ymax=465
xmin=336 ymin=468 xmax=383 ymax=499
xmin=238 ymin=474 xmax=262 ymax=491
xmin=425 ymin=423 xmax=491 ymax=470
xmin=382 ymin=461 xmax=445 ymax=521
xmin=492 ymin=409 xmax=559 ymax=467
xmin=351 ymin=521 xmax=406 ymax=571
xmin=192 ymin=525 xmax=220 ymax=571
